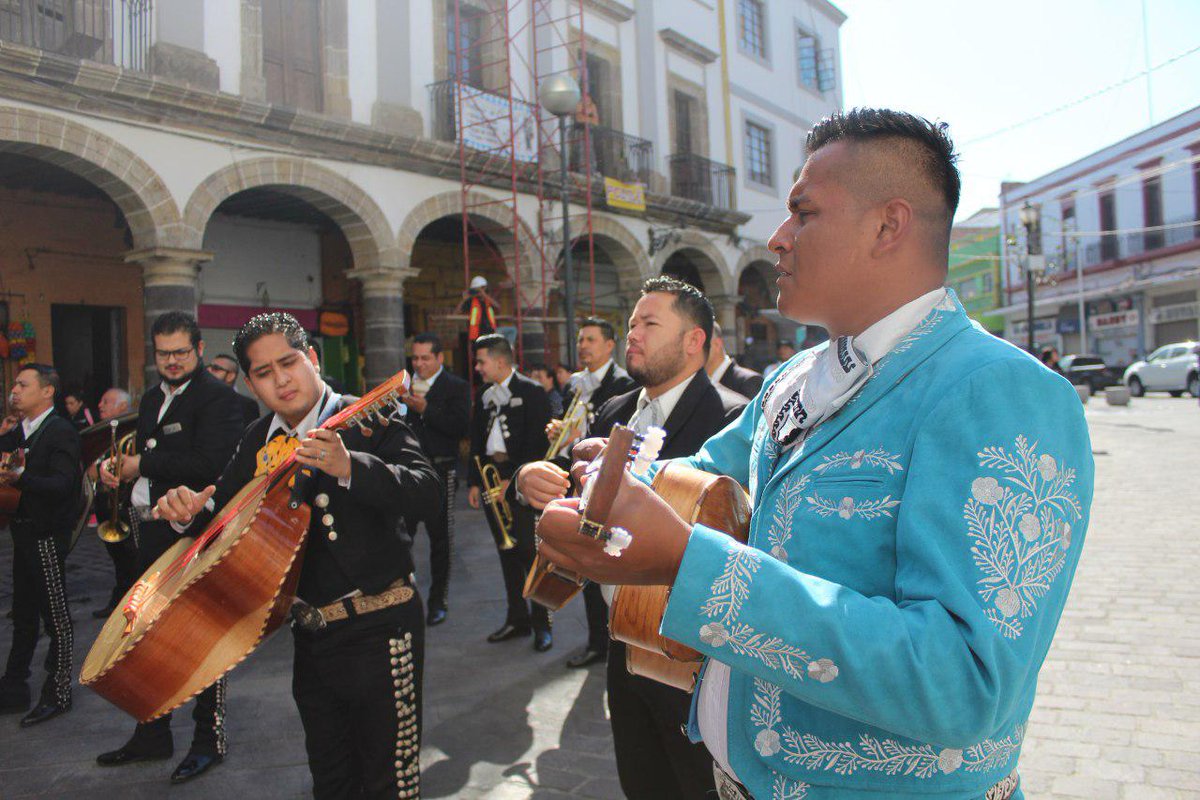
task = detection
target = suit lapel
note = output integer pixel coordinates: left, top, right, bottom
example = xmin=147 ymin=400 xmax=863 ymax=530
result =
xmin=659 ymin=370 xmax=710 ymax=454
xmin=764 ymin=292 xmax=970 ymax=492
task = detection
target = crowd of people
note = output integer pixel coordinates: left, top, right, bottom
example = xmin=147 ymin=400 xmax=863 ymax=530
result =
xmin=0 ymin=109 xmax=1094 ymax=800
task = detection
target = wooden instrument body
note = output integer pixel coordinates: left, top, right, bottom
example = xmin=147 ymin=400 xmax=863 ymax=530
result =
xmin=81 ymin=474 xmax=310 ymax=721
xmin=524 ymin=555 xmax=584 ymax=611
xmin=609 ymin=462 xmax=751 ymax=689
xmin=0 ymin=449 xmax=24 ymax=525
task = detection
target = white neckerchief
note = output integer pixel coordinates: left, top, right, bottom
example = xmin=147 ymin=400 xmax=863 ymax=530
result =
xmin=761 ymin=288 xmax=948 ymax=450
xmin=710 ymin=354 xmax=734 ymax=385
xmin=699 ymin=287 xmax=948 ymax=781
xmin=20 ymin=405 xmax=54 ymax=440
xmin=411 ymin=366 xmax=443 ymax=398
xmin=266 ymin=385 xmax=338 ymax=441
xmin=570 ymin=359 xmax=611 ymax=401
xmin=482 ymin=370 xmax=514 ymax=410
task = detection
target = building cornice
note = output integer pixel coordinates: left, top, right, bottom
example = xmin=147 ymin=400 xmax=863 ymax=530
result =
xmin=658 ymin=28 xmax=719 ymax=65
xmin=583 ymin=0 xmax=635 ymax=23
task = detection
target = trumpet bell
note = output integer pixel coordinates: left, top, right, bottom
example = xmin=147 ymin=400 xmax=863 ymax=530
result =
xmin=97 ymin=519 xmax=131 ymax=544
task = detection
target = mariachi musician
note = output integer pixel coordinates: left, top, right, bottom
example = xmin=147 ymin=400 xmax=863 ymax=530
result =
xmin=89 ymin=387 xmax=137 ymax=619
xmin=0 ymin=364 xmax=82 ymax=727
xmin=516 ymin=277 xmax=745 ymax=798
xmin=153 ymin=312 xmax=438 ymax=798
xmin=467 ymin=333 xmax=553 ymax=651
xmin=96 ymin=311 xmax=244 ymax=784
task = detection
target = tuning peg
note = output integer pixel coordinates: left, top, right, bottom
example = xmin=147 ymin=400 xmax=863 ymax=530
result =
xmin=632 ymin=427 xmax=665 ymax=476
xmin=359 ymin=422 xmax=373 ymax=437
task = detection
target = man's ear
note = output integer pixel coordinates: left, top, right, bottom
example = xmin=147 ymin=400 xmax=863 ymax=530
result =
xmin=241 ymin=373 xmax=259 ymax=399
xmin=197 ymin=340 xmax=206 ymax=359
xmin=872 ymin=198 xmax=913 ymax=257
xmin=685 ymin=327 xmax=707 ymax=357
xmin=306 ymin=346 xmax=320 ymax=369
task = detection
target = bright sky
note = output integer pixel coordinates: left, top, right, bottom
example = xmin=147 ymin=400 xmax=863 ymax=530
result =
xmin=833 ymin=0 xmax=1200 ymax=221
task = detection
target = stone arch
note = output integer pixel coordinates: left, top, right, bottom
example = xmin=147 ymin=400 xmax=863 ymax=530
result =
xmin=653 ymin=230 xmax=733 ymax=296
xmin=396 ymin=190 xmax=541 ymax=289
xmin=0 ymin=106 xmax=182 ymax=249
xmin=548 ymin=213 xmax=652 ymax=296
xmin=182 ymin=158 xmax=398 ymax=271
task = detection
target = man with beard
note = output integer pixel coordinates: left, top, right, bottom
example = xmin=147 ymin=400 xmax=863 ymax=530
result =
xmin=96 ymin=311 xmax=243 ymax=784
xmin=535 ymin=109 xmax=1093 ymax=800
xmin=154 ymin=312 xmax=437 ymax=799
xmin=516 ymin=276 xmax=746 ymax=798
xmin=208 ymin=352 xmax=262 ymax=427
xmin=0 ymin=364 xmax=81 ymax=726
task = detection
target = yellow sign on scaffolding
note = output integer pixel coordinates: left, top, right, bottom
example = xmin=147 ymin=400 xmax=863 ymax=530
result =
xmin=604 ymin=177 xmax=646 ymax=212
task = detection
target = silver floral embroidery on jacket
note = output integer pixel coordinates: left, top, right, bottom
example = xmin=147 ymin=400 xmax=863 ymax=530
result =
xmin=806 ymin=493 xmax=901 ymax=521
xmin=767 ymin=475 xmax=809 ymax=560
xmin=772 ymin=774 xmax=810 ymax=799
xmin=698 ymin=545 xmax=836 ymax=682
xmin=965 ymin=435 xmax=1082 ymax=639
xmin=750 ymin=679 xmax=1025 ymax=778
xmin=812 ymin=448 xmax=904 ymax=475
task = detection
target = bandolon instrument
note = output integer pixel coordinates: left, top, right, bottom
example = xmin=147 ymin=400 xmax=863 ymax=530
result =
xmin=80 ymin=371 xmax=410 ymax=722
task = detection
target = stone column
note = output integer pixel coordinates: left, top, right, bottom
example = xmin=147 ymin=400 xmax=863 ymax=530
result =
xmin=709 ymin=293 xmax=743 ymax=355
xmin=125 ymin=247 xmax=212 ymax=389
xmin=350 ymin=268 xmax=413 ymax=389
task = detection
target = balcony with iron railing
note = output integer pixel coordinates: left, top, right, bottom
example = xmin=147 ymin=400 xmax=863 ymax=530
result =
xmin=1079 ymin=219 xmax=1200 ymax=268
xmin=569 ymin=124 xmax=653 ymax=186
xmin=0 ymin=0 xmax=152 ymax=70
xmin=668 ymin=153 xmax=735 ymax=211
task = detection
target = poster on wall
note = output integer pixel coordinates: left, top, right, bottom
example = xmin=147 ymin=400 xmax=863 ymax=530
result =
xmin=455 ymin=85 xmax=538 ymax=163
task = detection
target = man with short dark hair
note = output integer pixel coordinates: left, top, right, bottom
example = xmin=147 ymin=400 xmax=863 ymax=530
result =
xmin=402 ymin=332 xmax=470 ymax=626
xmin=536 ymin=109 xmax=1094 ymax=800
xmin=0 ymin=364 xmax=82 ymax=727
xmin=155 ymin=312 xmax=437 ymax=798
xmin=706 ymin=322 xmax=763 ymax=400
xmin=208 ymin=352 xmax=261 ymax=426
xmin=517 ymin=276 xmax=747 ymax=797
xmin=96 ymin=310 xmax=244 ymax=784
xmin=528 ymin=363 xmax=564 ymax=417
xmin=467 ymin=333 xmax=553 ymax=651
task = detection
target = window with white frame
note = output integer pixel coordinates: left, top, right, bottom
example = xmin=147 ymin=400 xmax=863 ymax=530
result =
xmin=797 ymin=26 xmax=818 ymax=89
xmin=745 ymin=121 xmax=773 ymax=187
xmin=738 ymin=0 xmax=766 ymax=59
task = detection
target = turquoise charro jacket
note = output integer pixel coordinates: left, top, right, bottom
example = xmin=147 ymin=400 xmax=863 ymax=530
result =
xmin=660 ymin=292 xmax=1093 ymax=800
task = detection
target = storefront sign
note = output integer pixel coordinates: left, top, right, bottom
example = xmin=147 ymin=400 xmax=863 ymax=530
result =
xmin=1009 ymin=318 xmax=1056 ymax=337
xmin=1148 ymin=302 xmax=1199 ymax=325
xmin=604 ymin=177 xmax=646 ymax=212
xmin=1088 ymin=310 xmax=1140 ymax=331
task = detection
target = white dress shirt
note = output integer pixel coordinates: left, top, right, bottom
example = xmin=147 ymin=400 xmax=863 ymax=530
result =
xmin=485 ymin=371 xmax=515 ymax=456
xmin=20 ymin=405 xmax=55 ymax=440
xmin=698 ymin=287 xmax=949 ymax=780
xmin=131 ymin=379 xmax=191 ymax=510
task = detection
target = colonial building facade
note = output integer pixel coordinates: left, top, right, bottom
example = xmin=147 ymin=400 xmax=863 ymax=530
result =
xmin=0 ymin=0 xmax=843 ymax=402
xmin=998 ymin=105 xmax=1200 ymax=368
xmin=948 ymin=207 xmax=1002 ymax=335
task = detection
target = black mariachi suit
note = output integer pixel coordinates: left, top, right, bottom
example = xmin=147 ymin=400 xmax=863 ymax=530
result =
xmin=185 ymin=391 xmax=438 ymax=799
xmin=0 ymin=412 xmax=81 ymax=709
xmin=469 ymin=371 xmax=552 ymax=633
xmin=403 ymin=369 xmax=470 ymax=612
xmin=122 ymin=366 xmax=243 ymax=758
xmin=718 ymin=360 xmax=764 ymax=400
xmin=590 ymin=370 xmax=748 ymax=800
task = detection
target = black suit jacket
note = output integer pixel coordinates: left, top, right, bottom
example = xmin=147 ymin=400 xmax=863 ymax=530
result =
xmin=591 ymin=369 xmax=747 ymax=460
xmin=718 ymin=361 xmax=764 ymax=401
xmin=236 ymin=392 xmax=262 ymax=429
xmin=136 ymin=367 xmax=244 ymax=507
xmin=469 ymin=371 xmax=551 ymax=485
xmin=0 ymin=413 xmax=81 ymax=538
xmin=407 ymin=370 xmax=470 ymax=462
xmin=185 ymin=394 xmax=438 ymax=606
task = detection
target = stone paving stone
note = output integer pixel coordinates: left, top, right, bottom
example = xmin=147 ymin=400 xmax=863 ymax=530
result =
xmin=0 ymin=396 xmax=1196 ymax=798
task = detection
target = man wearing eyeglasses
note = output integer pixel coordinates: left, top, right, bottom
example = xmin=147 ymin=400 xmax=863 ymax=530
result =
xmin=95 ymin=310 xmax=244 ymax=785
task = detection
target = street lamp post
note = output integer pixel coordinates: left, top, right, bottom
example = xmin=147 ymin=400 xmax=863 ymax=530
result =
xmin=1019 ymin=201 xmax=1045 ymax=354
xmin=539 ymin=74 xmax=582 ymax=370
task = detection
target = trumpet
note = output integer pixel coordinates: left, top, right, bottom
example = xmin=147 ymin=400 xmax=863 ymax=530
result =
xmin=97 ymin=421 xmax=137 ymax=543
xmin=544 ymin=391 xmax=590 ymax=460
xmin=474 ymin=456 xmax=515 ymax=551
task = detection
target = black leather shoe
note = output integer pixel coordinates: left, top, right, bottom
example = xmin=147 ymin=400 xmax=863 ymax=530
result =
xmin=426 ymin=607 xmax=448 ymax=627
xmin=19 ymin=700 xmax=70 ymax=727
xmin=170 ymin=752 xmax=223 ymax=784
xmin=533 ymin=630 xmax=553 ymax=652
xmin=565 ymin=648 xmax=606 ymax=668
xmin=96 ymin=744 xmax=174 ymax=767
xmin=486 ymin=623 xmax=531 ymax=643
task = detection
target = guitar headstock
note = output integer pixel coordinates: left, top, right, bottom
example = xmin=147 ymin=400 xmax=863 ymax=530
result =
xmin=324 ymin=370 xmax=411 ymax=437
xmin=578 ymin=424 xmax=665 ymax=525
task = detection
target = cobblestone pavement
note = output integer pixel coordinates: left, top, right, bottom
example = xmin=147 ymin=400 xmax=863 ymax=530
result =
xmin=0 ymin=395 xmax=1196 ymax=798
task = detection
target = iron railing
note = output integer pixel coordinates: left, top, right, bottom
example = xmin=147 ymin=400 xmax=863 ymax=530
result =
xmin=0 ymin=0 xmax=152 ymax=71
xmin=570 ymin=123 xmax=653 ymax=185
xmin=668 ymin=152 xmax=736 ymax=210
xmin=1079 ymin=219 xmax=1200 ymax=267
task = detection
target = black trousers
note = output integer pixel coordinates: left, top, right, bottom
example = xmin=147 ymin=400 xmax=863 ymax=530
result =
xmin=406 ymin=459 xmax=456 ymax=610
xmin=481 ymin=492 xmax=549 ymax=633
xmin=607 ymin=641 xmax=714 ymax=800
xmin=4 ymin=531 xmax=72 ymax=707
xmin=292 ymin=594 xmax=425 ymax=799
xmin=120 ymin=519 xmax=226 ymax=757
xmin=101 ymin=537 xmax=139 ymax=606
xmin=582 ymin=581 xmax=609 ymax=653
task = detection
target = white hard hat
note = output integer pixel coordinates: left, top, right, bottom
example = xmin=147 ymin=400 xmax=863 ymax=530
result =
xmin=470 ymin=276 xmax=488 ymax=289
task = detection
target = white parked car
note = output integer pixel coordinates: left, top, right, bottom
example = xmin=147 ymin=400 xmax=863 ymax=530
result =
xmin=1123 ymin=341 xmax=1199 ymax=397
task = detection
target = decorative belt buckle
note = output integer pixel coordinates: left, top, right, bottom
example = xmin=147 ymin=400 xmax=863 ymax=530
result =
xmin=290 ymin=599 xmax=327 ymax=632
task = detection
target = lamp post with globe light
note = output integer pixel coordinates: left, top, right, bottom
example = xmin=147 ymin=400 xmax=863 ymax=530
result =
xmin=539 ymin=74 xmax=582 ymax=369
xmin=1019 ymin=201 xmax=1045 ymax=354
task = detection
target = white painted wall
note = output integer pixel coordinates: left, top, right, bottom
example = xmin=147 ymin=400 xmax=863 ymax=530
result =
xmin=348 ymin=0 xmax=379 ymax=125
xmin=204 ymin=0 xmax=242 ymax=95
xmin=200 ymin=214 xmax=324 ymax=308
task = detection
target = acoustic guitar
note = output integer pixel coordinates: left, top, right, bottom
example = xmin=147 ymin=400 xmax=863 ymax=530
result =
xmin=80 ymin=372 xmax=410 ymax=722
xmin=0 ymin=448 xmax=24 ymax=526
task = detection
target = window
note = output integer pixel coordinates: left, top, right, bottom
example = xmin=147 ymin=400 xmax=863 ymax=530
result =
xmin=1142 ymin=174 xmax=1164 ymax=251
xmin=745 ymin=121 xmax=773 ymax=187
xmin=1060 ymin=199 xmax=1075 ymax=270
xmin=263 ymin=0 xmax=323 ymax=112
xmin=1099 ymin=190 xmax=1117 ymax=261
xmin=980 ymin=272 xmax=994 ymax=293
xmin=797 ymin=27 xmax=818 ymax=88
xmin=446 ymin=1 xmax=484 ymax=87
xmin=673 ymin=91 xmax=695 ymax=155
xmin=738 ymin=0 xmax=766 ymax=59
